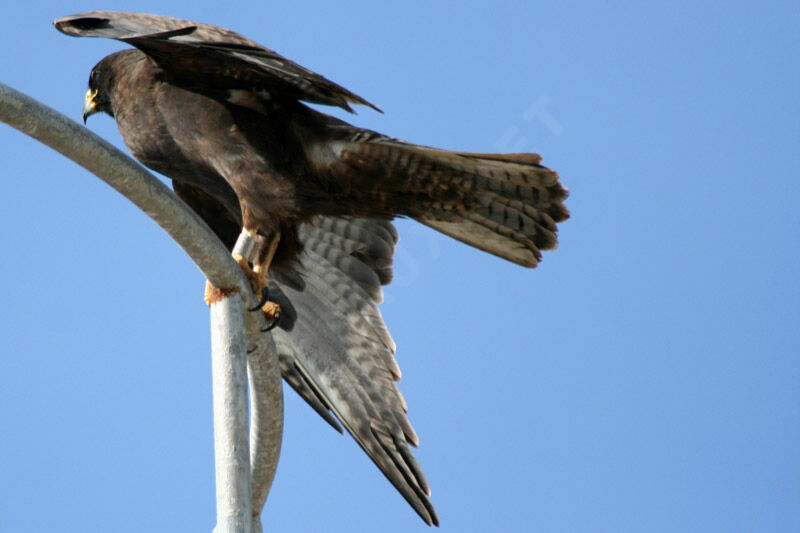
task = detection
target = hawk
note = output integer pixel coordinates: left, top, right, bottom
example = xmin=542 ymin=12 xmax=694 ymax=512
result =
xmin=55 ymin=11 xmax=569 ymax=526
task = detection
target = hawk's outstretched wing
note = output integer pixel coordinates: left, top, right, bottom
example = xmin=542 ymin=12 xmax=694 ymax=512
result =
xmin=273 ymin=218 xmax=437 ymax=524
xmin=173 ymin=183 xmax=437 ymax=525
xmin=55 ymin=11 xmax=380 ymax=113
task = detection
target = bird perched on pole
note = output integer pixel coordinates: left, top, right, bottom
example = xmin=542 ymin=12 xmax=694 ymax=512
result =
xmin=55 ymin=11 xmax=569 ymax=526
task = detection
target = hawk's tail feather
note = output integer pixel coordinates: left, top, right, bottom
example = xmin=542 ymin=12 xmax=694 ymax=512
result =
xmin=353 ymin=141 xmax=570 ymax=267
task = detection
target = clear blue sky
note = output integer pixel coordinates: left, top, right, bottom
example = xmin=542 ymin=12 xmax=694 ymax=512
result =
xmin=1 ymin=1 xmax=797 ymax=532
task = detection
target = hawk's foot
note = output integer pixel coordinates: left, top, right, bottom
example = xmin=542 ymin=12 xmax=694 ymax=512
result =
xmin=233 ymin=253 xmax=267 ymax=293
xmin=260 ymin=301 xmax=281 ymax=332
xmin=231 ymin=253 xmax=281 ymax=331
xmin=204 ymin=279 xmax=240 ymax=306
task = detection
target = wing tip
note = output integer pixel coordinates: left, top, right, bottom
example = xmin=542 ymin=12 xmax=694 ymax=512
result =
xmin=54 ymin=14 xmax=109 ymax=36
xmin=345 ymin=97 xmax=384 ymax=115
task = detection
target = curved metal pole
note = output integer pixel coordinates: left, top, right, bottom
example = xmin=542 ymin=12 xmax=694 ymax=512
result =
xmin=0 ymin=82 xmax=238 ymax=288
xmin=0 ymin=81 xmax=283 ymax=533
xmin=246 ymin=327 xmax=283 ymax=529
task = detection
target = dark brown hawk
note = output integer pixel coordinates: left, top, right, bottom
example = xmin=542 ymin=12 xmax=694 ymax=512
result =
xmin=55 ymin=11 xmax=569 ymax=526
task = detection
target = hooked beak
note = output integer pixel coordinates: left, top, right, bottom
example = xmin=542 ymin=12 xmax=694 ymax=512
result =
xmin=82 ymin=89 xmax=98 ymax=124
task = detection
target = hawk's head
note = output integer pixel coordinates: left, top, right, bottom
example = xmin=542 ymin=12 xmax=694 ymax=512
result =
xmin=82 ymin=52 xmax=127 ymax=123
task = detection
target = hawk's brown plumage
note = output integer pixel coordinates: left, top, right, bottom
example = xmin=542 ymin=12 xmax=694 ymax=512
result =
xmin=56 ymin=11 xmax=569 ymax=526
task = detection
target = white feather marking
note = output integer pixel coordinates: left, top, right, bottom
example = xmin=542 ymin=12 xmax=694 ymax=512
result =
xmin=307 ymin=141 xmax=347 ymax=168
xmin=225 ymin=89 xmax=267 ymax=113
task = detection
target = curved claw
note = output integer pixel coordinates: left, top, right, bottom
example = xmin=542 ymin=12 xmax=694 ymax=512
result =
xmin=261 ymin=310 xmax=281 ymax=332
xmin=249 ymin=286 xmax=270 ymax=312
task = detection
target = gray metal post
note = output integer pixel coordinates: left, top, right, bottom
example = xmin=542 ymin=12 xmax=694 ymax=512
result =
xmin=210 ymin=287 xmax=253 ymax=533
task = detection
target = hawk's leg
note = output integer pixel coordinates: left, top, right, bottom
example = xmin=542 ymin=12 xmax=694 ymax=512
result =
xmin=205 ymin=228 xmax=282 ymax=331
xmin=235 ymin=229 xmax=282 ymax=330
